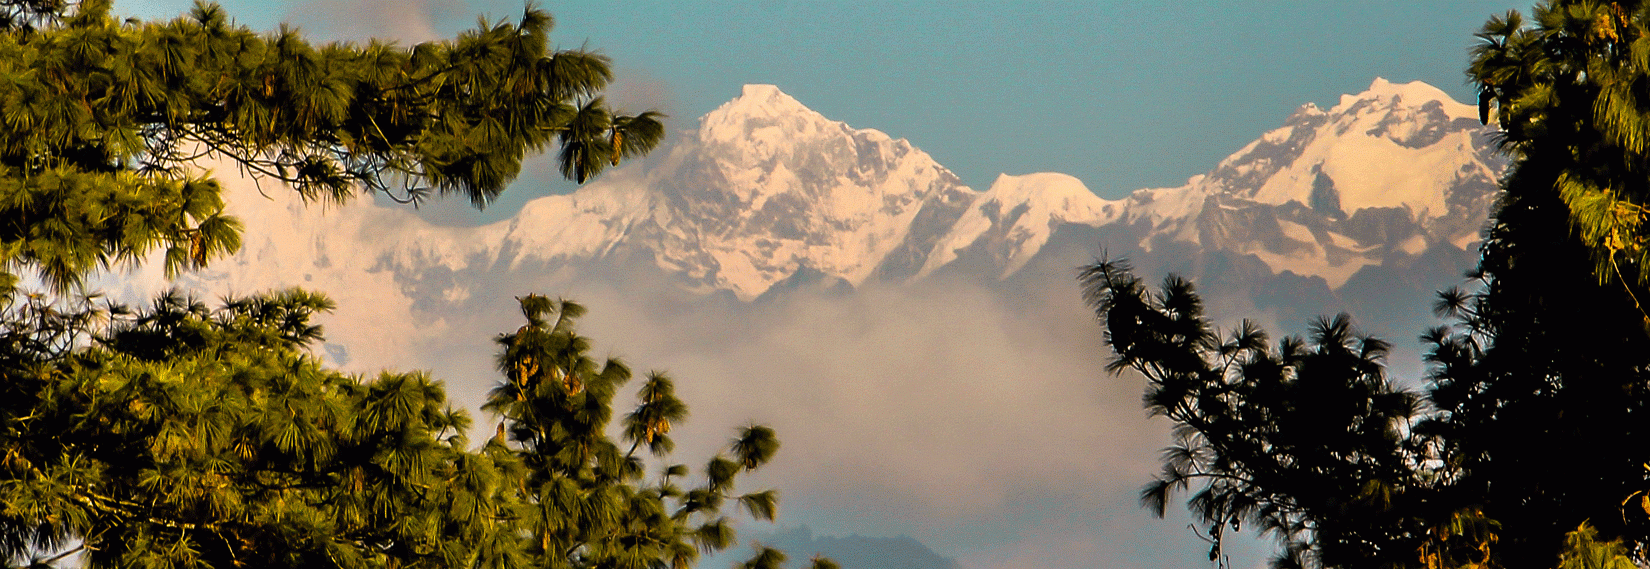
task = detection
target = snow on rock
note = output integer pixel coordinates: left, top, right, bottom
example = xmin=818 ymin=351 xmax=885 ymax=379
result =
xmin=502 ymin=181 xmax=656 ymax=265
xmin=627 ymin=84 xmax=979 ymax=298
xmin=1248 ymin=77 xmax=1487 ymax=216
xmin=921 ymin=173 xmax=1121 ymax=278
xmin=699 ymin=84 xmax=829 ymax=153
xmin=1330 ymin=77 xmax=1474 ymax=119
xmin=1103 ymin=78 xmax=1504 ymax=286
xmin=163 ymin=78 xmax=1507 ymax=307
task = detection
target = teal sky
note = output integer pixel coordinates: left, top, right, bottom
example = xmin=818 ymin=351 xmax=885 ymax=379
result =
xmin=121 ymin=0 xmax=1524 ymax=225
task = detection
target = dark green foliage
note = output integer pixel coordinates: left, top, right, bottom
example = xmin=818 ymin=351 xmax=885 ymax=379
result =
xmin=1082 ymin=261 xmax=1442 ymax=568
xmin=1415 ymin=153 xmax=1650 ymax=567
xmin=1085 ymin=2 xmax=1650 ymax=567
xmin=0 ymin=2 xmax=818 ymax=568
xmin=481 ymin=294 xmax=794 ymax=569
xmin=1471 ymin=1 xmax=1650 ymax=302
xmin=0 ymin=290 xmax=798 ymax=569
xmin=1458 ymin=0 xmax=1650 ymax=565
xmin=0 ymin=288 xmax=493 ymax=568
xmin=0 ymin=165 xmax=241 ymax=294
xmin=0 ymin=0 xmax=663 ymax=292
xmin=740 ymin=546 xmax=785 ymax=569
xmin=1084 ymin=213 xmax=1650 ymax=569
xmin=1082 ymin=256 xmax=1636 ymax=569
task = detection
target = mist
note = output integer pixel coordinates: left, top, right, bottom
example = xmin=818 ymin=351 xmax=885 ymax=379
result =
xmin=77 ymin=164 xmax=1305 ymax=568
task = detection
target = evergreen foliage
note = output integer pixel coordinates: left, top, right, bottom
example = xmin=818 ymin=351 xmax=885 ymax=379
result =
xmin=480 ymin=295 xmax=786 ymax=569
xmin=1081 ymin=250 xmax=1650 ymax=569
xmin=1081 ymin=262 xmax=1441 ymax=568
xmin=0 ymin=0 xmax=663 ymax=293
xmin=0 ymin=290 xmax=791 ymax=568
xmin=1083 ymin=2 xmax=1650 ymax=567
xmin=0 ymin=2 xmax=809 ymax=568
xmin=1471 ymin=0 xmax=1650 ymax=311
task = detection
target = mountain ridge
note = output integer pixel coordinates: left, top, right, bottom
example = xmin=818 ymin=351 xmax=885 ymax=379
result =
xmin=100 ymin=76 xmax=1511 ymax=569
xmin=184 ymin=77 xmax=1505 ymax=308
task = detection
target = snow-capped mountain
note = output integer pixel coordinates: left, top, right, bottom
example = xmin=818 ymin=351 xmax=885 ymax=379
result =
xmin=176 ymin=78 xmax=1503 ymax=322
xmin=116 ymin=81 xmax=1506 ymax=555
xmin=284 ymin=83 xmax=984 ymax=301
xmin=622 ymin=84 xmax=981 ymax=297
xmin=1110 ymin=78 xmax=1501 ymax=288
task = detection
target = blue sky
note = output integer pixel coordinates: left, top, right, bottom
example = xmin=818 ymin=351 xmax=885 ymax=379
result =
xmin=122 ymin=0 xmax=1524 ymax=225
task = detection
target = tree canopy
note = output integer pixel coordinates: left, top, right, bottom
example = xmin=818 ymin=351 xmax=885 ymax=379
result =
xmin=0 ymin=0 xmax=663 ymax=293
xmin=0 ymin=1 xmax=826 ymax=568
xmin=1473 ymin=0 xmax=1650 ymax=313
xmin=0 ymin=290 xmax=802 ymax=569
xmin=1083 ymin=1 xmax=1650 ymax=568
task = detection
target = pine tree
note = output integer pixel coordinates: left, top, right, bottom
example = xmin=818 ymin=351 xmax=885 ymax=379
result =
xmin=0 ymin=0 xmax=664 ymax=293
xmin=1081 ymin=2 xmax=1650 ymax=568
xmin=1080 ymin=262 xmax=1438 ymax=568
xmin=0 ymin=2 xmax=816 ymax=568
xmin=482 ymin=295 xmax=786 ymax=569
xmin=0 ymin=289 xmax=499 ymax=567
xmin=1447 ymin=1 xmax=1650 ymax=564
xmin=1471 ymin=1 xmax=1650 ymax=312
xmin=0 ymin=290 xmax=797 ymax=569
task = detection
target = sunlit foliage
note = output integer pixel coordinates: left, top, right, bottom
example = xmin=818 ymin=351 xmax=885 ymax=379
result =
xmin=0 ymin=290 xmax=790 ymax=569
xmin=1471 ymin=0 xmax=1650 ymax=311
xmin=0 ymin=2 xmax=811 ymax=568
xmin=0 ymin=0 xmax=663 ymax=293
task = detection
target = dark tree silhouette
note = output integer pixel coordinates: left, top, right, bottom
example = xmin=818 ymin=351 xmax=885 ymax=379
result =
xmin=1083 ymin=2 xmax=1650 ymax=567
xmin=1082 ymin=261 xmax=1450 ymax=568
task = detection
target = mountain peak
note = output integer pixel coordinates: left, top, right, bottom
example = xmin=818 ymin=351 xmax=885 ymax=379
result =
xmin=714 ymin=84 xmax=815 ymax=120
xmin=726 ymin=84 xmax=806 ymax=115
xmin=696 ymin=84 xmax=832 ymax=148
xmin=1332 ymin=78 xmax=1471 ymax=119
xmin=200 ymin=76 xmax=1504 ymax=309
xmin=740 ymin=83 xmax=788 ymax=100
xmin=623 ymin=83 xmax=973 ymax=299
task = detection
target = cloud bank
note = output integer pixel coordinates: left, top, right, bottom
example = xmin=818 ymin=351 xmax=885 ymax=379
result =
xmin=87 ymin=164 xmax=1287 ymax=568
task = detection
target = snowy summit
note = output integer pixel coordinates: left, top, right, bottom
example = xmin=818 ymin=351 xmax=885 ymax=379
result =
xmin=193 ymin=79 xmax=1505 ymax=305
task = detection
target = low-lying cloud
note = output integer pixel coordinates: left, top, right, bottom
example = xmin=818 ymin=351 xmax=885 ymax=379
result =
xmin=91 ymin=167 xmax=1279 ymax=568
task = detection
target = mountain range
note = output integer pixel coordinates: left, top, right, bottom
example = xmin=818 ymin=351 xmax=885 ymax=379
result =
xmin=112 ymin=77 xmax=1511 ymax=569
xmin=185 ymin=77 xmax=1494 ymax=330
xmin=196 ymin=76 xmax=1498 ymax=300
